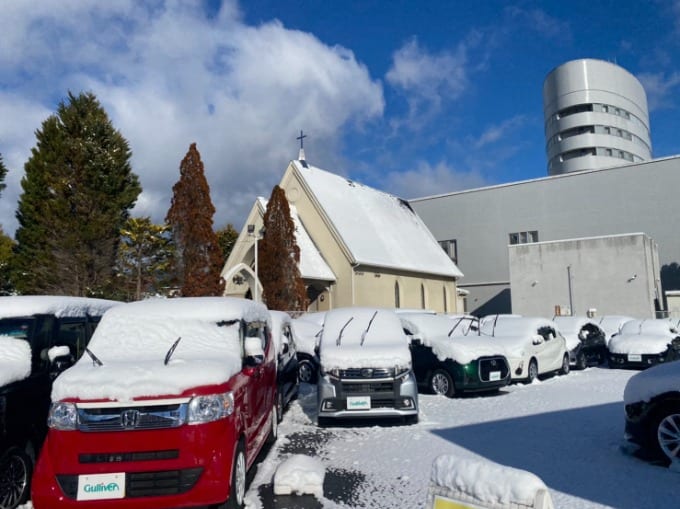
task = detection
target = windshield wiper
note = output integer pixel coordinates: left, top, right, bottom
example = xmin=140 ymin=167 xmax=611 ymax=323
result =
xmin=164 ymin=337 xmax=182 ymax=366
xmin=336 ymin=317 xmax=354 ymax=346
xmin=448 ymin=317 xmax=465 ymax=337
xmin=85 ymin=348 xmax=103 ymax=367
xmin=360 ymin=311 xmax=378 ymax=346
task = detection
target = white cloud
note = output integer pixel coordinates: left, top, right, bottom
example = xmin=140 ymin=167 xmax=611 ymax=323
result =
xmin=637 ymin=71 xmax=680 ymax=111
xmin=383 ymin=161 xmax=489 ymax=200
xmin=0 ymin=1 xmax=384 ymax=234
xmin=473 ymin=116 xmax=528 ymax=149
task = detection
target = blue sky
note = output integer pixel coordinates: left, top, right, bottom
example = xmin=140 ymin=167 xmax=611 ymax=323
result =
xmin=1 ymin=0 xmax=680 ymax=236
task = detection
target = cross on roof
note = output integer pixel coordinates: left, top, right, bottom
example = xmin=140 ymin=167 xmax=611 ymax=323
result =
xmin=297 ymin=130 xmax=307 ymax=149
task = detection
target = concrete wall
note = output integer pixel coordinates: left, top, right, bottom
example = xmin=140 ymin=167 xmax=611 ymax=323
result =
xmin=411 ymin=156 xmax=680 ymax=316
xmin=509 ymin=234 xmax=661 ymax=318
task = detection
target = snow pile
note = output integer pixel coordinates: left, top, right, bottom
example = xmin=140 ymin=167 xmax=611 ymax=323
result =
xmin=52 ymin=298 xmax=269 ymax=402
xmin=597 ymin=315 xmax=635 ymax=343
xmin=270 ymin=310 xmax=292 ymax=356
xmin=319 ymin=308 xmax=411 ymax=370
xmin=291 ymin=316 xmax=322 ymax=356
xmin=624 ymin=360 xmax=680 ymax=405
xmin=0 ymin=295 xmax=119 ymax=319
xmin=0 ymin=336 xmax=32 ymax=386
xmin=273 ymin=454 xmax=325 ymax=497
xmin=430 ymin=454 xmax=553 ymax=509
xmin=428 ymin=336 xmax=508 ymax=365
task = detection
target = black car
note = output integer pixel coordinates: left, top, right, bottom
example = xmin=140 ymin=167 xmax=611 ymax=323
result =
xmin=0 ymin=296 xmax=118 ymax=509
xmin=270 ymin=311 xmax=300 ymax=421
xmin=291 ymin=315 xmax=323 ymax=384
xmin=624 ymin=360 xmax=680 ymax=465
xmin=553 ymin=316 xmax=607 ymax=369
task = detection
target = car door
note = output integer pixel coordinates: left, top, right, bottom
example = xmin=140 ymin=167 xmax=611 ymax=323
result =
xmin=280 ymin=324 xmax=298 ymax=400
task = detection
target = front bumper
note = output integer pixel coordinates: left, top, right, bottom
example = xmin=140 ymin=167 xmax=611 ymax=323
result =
xmin=608 ymin=352 xmax=667 ymax=369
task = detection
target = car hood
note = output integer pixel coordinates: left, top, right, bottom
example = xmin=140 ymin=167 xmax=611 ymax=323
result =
xmin=482 ymin=335 xmax=528 ymax=358
xmin=319 ymin=343 xmax=411 ymax=371
xmin=427 ymin=335 xmax=507 ymax=365
xmin=624 ymin=360 xmax=680 ymax=405
xmin=561 ymin=333 xmax=581 ymax=352
xmin=608 ymin=334 xmax=674 ymax=355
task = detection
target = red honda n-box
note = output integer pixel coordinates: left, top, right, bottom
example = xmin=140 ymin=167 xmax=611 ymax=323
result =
xmin=31 ymin=297 xmax=277 ymax=509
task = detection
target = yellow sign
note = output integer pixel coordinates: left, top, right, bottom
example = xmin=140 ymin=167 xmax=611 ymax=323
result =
xmin=432 ymin=495 xmax=485 ymax=509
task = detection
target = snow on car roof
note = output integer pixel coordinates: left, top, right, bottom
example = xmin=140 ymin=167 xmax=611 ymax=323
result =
xmin=290 ymin=316 xmax=322 ymax=356
xmin=482 ymin=317 xmax=554 ymax=337
xmin=0 ymin=295 xmax=120 ymax=319
xmin=597 ymin=315 xmax=635 ymax=336
xmin=624 ymin=360 xmax=680 ymax=405
xmin=553 ymin=316 xmax=597 ymax=334
xmin=52 ymin=297 xmax=269 ymax=402
xmin=319 ymin=307 xmax=411 ymax=370
xmin=0 ymin=336 xmax=32 ymax=386
xmin=620 ymin=319 xmax=676 ymax=336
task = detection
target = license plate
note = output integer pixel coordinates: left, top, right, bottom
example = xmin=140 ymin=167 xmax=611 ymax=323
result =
xmin=489 ymin=371 xmax=501 ymax=381
xmin=347 ymin=396 xmax=371 ymax=410
xmin=628 ymin=354 xmax=642 ymax=362
xmin=77 ymin=473 xmax=125 ymax=501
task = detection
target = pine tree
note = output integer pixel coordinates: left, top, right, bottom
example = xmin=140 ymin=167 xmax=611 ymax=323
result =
xmin=0 ymin=227 xmax=14 ymax=295
xmin=13 ymin=91 xmax=141 ymax=296
xmin=0 ymin=153 xmax=7 ymax=196
xmin=116 ymin=217 xmax=176 ymax=300
xmin=258 ymin=185 xmax=307 ymax=311
xmin=166 ymin=143 xmax=224 ymax=296
xmin=216 ymin=223 xmax=239 ymax=262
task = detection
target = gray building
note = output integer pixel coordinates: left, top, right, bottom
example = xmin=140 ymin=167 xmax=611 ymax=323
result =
xmin=410 ymin=156 xmax=680 ymax=317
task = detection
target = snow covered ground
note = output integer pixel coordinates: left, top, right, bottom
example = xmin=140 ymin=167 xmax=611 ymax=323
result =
xmin=246 ymin=366 xmax=678 ymax=509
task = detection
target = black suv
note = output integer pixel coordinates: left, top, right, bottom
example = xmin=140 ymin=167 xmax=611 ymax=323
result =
xmin=0 ymin=296 xmax=118 ymax=509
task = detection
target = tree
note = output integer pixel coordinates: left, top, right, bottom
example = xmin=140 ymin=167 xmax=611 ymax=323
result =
xmin=0 ymin=227 xmax=15 ymax=294
xmin=0 ymin=153 xmax=6 ymax=196
xmin=258 ymin=185 xmax=307 ymax=311
xmin=166 ymin=143 xmax=224 ymax=296
xmin=116 ymin=217 xmax=176 ymax=301
xmin=216 ymin=223 xmax=239 ymax=262
xmin=13 ymin=91 xmax=141 ymax=296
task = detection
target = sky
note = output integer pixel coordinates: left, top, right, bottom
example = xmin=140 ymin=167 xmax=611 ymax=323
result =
xmin=2 ymin=0 xmax=680 ymax=237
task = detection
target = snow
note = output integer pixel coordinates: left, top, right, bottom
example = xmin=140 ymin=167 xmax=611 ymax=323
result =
xmin=290 ymin=316 xmax=322 ymax=356
xmin=52 ymin=297 xmax=270 ymax=402
xmin=596 ymin=315 xmax=635 ymax=343
xmin=318 ymin=308 xmax=411 ymax=370
xmin=273 ymin=454 xmax=325 ymax=497
xmin=623 ymin=360 xmax=680 ymax=405
xmin=294 ymin=161 xmax=463 ymax=278
xmin=400 ymin=313 xmax=477 ymax=341
xmin=430 ymin=454 xmax=553 ymax=508
xmin=0 ymin=295 xmax=119 ymax=319
xmin=290 ymin=205 xmax=336 ymax=282
xmin=269 ymin=310 xmax=292 ymax=356
xmin=608 ymin=319 xmax=678 ymax=355
xmin=0 ymin=336 xmax=31 ymax=386
xmin=553 ymin=316 xmax=599 ymax=351
xmin=620 ymin=318 xmax=676 ymax=336
xmin=47 ymin=345 xmax=71 ymax=362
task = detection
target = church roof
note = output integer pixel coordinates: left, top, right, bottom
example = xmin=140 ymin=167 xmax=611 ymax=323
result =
xmin=292 ymin=160 xmax=463 ymax=278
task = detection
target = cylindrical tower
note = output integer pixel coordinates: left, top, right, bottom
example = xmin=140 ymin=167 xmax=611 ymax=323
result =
xmin=543 ymin=59 xmax=652 ymax=175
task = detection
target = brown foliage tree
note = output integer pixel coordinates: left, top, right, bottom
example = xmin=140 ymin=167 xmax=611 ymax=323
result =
xmin=166 ymin=143 xmax=224 ymax=296
xmin=258 ymin=185 xmax=307 ymax=311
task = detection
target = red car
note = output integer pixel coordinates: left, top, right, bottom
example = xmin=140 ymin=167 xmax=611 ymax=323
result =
xmin=31 ymin=297 xmax=277 ymax=509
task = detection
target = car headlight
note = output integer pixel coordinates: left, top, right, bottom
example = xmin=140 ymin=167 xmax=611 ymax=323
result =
xmin=48 ymin=402 xmax=78 ymax=430
xmin=188 ymin=392 xmax=234 ymax=424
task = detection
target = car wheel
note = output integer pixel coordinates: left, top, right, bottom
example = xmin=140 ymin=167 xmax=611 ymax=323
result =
xmin=220 ymin=441 xmax=246 ymax=509
xmin=576 ymin=351 xmax=587 ymax=370
xmin=266 ymin=402 xmax=278 ymax=445
xmin=527 ymin=359 xmax=538 ymax=382
xmin=654 ymin=407 xmax=680 ymax=464
xmin=429 ymin=369 xmax=455 ymax=397
xmin=298 ymin=359 xmax=317 ymax=384
xmin=0 ymin=447 xmax=33 ymax=509
xmin=560 ymin=354 xmax=570 ymax=375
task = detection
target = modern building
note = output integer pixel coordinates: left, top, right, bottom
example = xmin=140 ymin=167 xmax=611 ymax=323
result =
xmin=222 ymin=158 xmax=464 ymax=313
xmin=544 ymin=59 xmax=652 ymax=175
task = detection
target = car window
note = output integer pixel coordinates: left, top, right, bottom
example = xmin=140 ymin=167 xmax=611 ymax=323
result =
xmin=245 ymin=321 xmax=268 ymax=351
xmin=57 ymin=319 xmax=88 ymax=359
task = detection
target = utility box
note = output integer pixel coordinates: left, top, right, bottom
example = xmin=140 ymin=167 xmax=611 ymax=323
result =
xmin=509 ymin=233 xmax=663 ymax=318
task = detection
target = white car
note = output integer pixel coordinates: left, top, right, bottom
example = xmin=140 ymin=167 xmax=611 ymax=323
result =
xmin=481 ymin=317 xmax=569 ymax=382
xmin=608 ymin=319 xmax=680 ymax=369
xmin=596 ymin=315 xmax=635 ymax=346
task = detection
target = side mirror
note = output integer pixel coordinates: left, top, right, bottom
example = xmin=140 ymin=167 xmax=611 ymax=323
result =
xmin=244 ymin=336 xmax=264 ymax=366
xmin=532 ymin=335 xmax=544 ymax=346
xmin=282 ymin=342 xmax=290 ymax=355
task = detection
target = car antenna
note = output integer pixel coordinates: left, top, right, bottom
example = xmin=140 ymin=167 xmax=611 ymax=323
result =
xmin=336 ymin=317 xmax=353 ymax=346
xmin=361 ymin=311 xmax=378 ymax=346
xmin=448 ymin=317 xmax=464 ymax=337
xmin=164 ymin=337 xmax=182 ymax=366
xmin=85 ymin=347 xmax=103 ymax=367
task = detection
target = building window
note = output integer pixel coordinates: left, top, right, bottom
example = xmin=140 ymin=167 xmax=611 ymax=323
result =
xmin=509 ymin=231 xmax=539 ymax=245
xmin=395 ymin=282 xmax=400 ymax=309
xmin=443 ymin=286 xmax=448 ymax=313
xmin=439 ymin=239 xmax=458 ymax=264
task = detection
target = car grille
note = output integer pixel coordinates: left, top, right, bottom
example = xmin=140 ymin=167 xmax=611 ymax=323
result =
xmin=342 ymin=382 xmax=395 ymax=394
xmin=338 ymin=367 xmax=394 ymax=379
xmin=77 ymin=403 xmax=187 ymax=432
xmin=56 ymin=468 xmax=203 ymax=499
xmin=79 ymin=449 xmax=179 ymax=464
xmin=479 ymin=356 xmax=509 ymax=381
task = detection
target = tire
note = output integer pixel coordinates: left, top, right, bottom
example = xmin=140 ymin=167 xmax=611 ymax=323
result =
xmin=266 ymin=402 xmax=278 ymax=445
xmin=560 ymin=354 xmax=570 ymax=375
xmin=652 ymin=406 xmax=680 ymax=465
xmin=298 ymin=359 xmax=317 ymax=384
xmin=223 ymin=441 xmax=246 ymax=509
xmin=576 ymin=351 xmax=587 ymax=370
xmin=429 ymin=369 xmax=455 ymax=397
xmin=527 ymin=359 xmax=538 ymax=383
xmin=0 ymin=447 xmax=33 ymax=509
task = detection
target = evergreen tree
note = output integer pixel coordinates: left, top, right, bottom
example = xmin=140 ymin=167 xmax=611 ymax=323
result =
xmin=216 ymin=223 xmax=239 ymax=262
xmin=166 ymin=143 xmax=224 ymax=296
xmin=116 ymin=217 xmax=176 ymax=301
xmin=258 ymin=185 xmax=307 ymax=311
xmin=13 ymin=91 xmax=141 ymax=296
xmin=0 ymin=227 xmax=15 ymax=295
xmin=0 ymin=153 xmax=7 ymax=196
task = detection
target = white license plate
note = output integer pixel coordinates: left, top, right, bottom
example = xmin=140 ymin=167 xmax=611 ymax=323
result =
xmin=347 ymin=396 xmax=371 ymax=410
xmin=77 ymin=473 xmax=125 ymax=501
xmin=489 ymin=371 xmax=501 ymax=381
xmin=628 ymin=354 xmax=642 ymax=362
